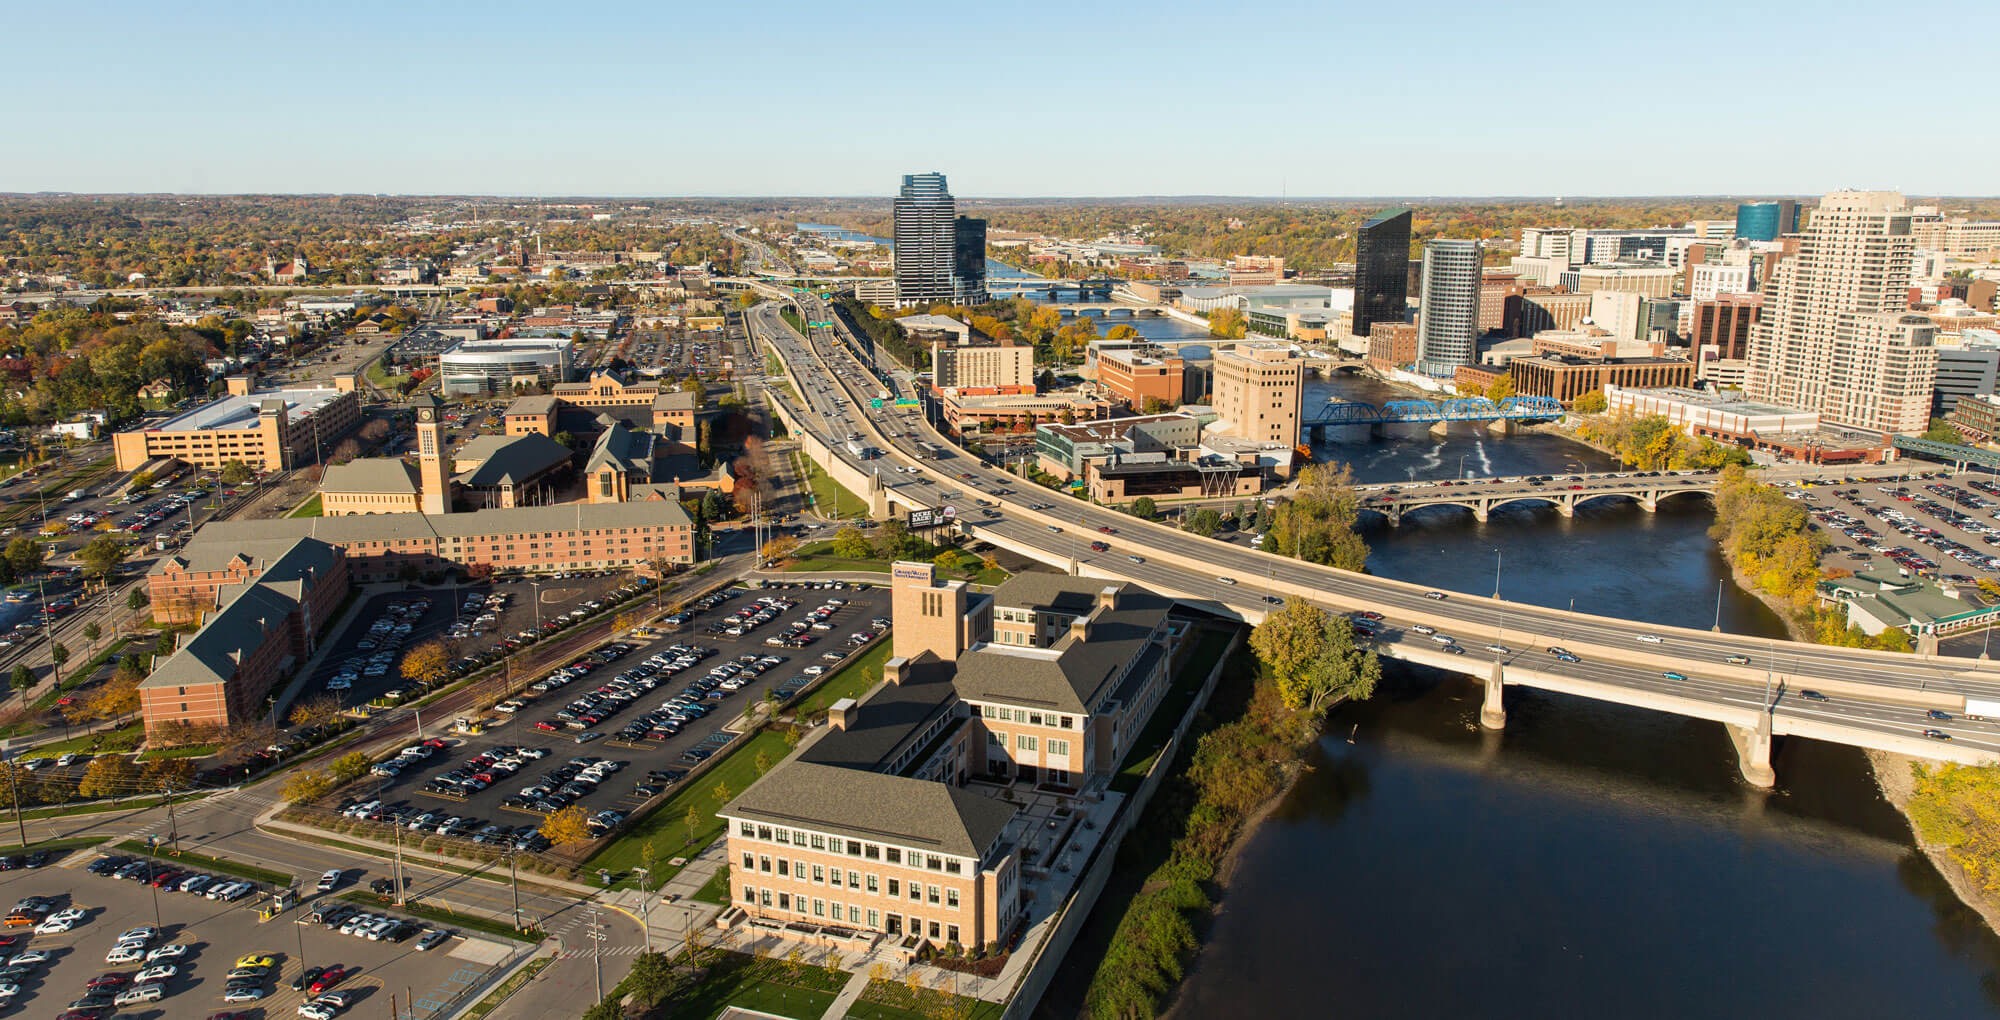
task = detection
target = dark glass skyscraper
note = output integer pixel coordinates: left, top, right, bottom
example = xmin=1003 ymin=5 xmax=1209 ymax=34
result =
xmin=1354 ymin=208 xmax=1413 ymax=337
xmin=1735 ymin=200 xmax=1801 ymax=242
xmin=892 ymin=172 xmax=985 ymax=307
xmin=953 ymin=215 xmax=987 ymax=305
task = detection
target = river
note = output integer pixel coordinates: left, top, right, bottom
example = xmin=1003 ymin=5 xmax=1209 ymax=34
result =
xmin=1039 ymin=373 xmax=2000 ymax=1018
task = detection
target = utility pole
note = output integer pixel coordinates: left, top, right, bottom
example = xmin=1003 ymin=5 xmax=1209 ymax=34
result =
xmin=1 ymin=743 xmax=25 ymax=847
xmin=634 ymin=866 xmax=653 ymax=953
xmin=391 ymin=823 xmax=407 ymax=905
xmin=509 ymin=851 xmax=522 ymax=931
xmin=585 ymin=907 xmax=606 ymax=1001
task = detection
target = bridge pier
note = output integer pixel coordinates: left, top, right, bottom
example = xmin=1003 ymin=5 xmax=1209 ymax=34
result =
xmin=1486 ymin=418 xmax=1513 ymax=436
xmin=1473 ymin=501 xmax=1490 ymax=523
xmin=1555 ymin=496 xmax=1575 ymax=518
xmin=1917 ymin=629 xmax=1939 ymax=656
xmin=1480 ymin=662 xmax=1506 ymax=729
xmin=1429 ymin=420 xmax=1450 ymax=438
xmin=1727 ymin=712 xmax=1776 ymax=789
xmin=1638 ymin=495 xmax=1658 ymax=513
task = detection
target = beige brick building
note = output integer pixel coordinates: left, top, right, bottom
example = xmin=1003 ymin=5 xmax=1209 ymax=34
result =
xmin=722 ymin=565 xmax=1183 ymax=952
xmin=1211 ymin=342 xmax=1304 ymax=469
xmin=112 ymin=376 xmax=362 ymax=472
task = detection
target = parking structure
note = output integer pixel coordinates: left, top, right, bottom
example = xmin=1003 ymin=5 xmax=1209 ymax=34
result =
xmin=326 ymin=581 xmax=890 ymax=855
xmin=0 ymin=851 xmax=493 ymax=1020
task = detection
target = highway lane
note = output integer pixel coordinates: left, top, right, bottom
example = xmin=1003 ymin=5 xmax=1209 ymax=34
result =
xmin=750 ymin=299 xmax=2000 ymax=757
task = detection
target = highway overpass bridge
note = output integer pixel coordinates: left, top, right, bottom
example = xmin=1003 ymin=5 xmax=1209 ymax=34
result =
xmin=748 ymin=299 xmax=2000 ymax=789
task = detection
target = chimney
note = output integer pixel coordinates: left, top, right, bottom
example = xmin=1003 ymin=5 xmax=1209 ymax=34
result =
xmin=883 ymin=656 xmax=908 ymax=686
xmin=1096 ymin=586 xmax=1121 ymax=612
xmin=225 ymin=375 xmax=254 ymax=397
xmin=828 ymin=697 xmax=858 ymax=731
xmin=1069 ymin=614 xmax=1092 ymax=643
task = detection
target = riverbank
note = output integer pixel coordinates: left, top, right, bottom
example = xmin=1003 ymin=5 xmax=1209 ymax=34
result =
xmin=1869 ymin=749 xmax=2000 ymax=935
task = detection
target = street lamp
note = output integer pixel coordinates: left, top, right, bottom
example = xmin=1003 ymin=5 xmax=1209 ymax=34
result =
xmin=633 ymin=866 xmax=653 ymax=953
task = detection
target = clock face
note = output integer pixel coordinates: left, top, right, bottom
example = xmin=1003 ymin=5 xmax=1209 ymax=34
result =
xmin=418 ymin=408 xmax=434 ymax=422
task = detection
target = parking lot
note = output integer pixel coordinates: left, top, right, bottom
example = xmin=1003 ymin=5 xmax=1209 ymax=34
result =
xmin=0 ymin=851 xmax=508 ymax=1020
xmin=303 ymin=573 xmax=639 ymax=714
xmin=326 ymin=582 xmax=890 ymax=855
xmin=1803 ymin=478 xmax=2000 ymax=582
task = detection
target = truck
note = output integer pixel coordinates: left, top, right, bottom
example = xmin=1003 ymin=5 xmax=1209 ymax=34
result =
xmin=63 ymin=490 xmax=87 ymax=502
xmin=1965 ymin=698 xmax=2000 ymax=722
xmin=845 ymin=440 xmax=878 ymax=460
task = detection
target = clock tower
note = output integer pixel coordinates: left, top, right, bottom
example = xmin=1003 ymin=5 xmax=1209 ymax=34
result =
xmin=415 ymin=392 xmax=452 ymax=515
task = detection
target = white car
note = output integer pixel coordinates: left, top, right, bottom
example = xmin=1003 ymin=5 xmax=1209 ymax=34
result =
xmin=105 ymin=944 xmax=146 ymax=964
xmin=7 ymin=950 xmax=51 ymax=966
xmin=1636 ymin=633 xmax=1664 ymax=644
xmin=117 ymin=926 xmax=161 ymax=943
xmin=146 ymin=943 xmax=191 ymax=962
xmin=136 ymin=963 xmax=179 ymax=984
xmin=35 ymin=912 xmax=81 ymax=935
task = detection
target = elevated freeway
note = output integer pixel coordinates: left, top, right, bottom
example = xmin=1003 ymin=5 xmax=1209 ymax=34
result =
xmin=748 ymin=298 xmax=2000 ymax=787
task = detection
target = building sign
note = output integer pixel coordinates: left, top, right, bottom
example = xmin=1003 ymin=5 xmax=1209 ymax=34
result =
xmin=891 ymin=561 xmax=934 ymax=582
xmin=908 ymin=508 xmax=943 ymax=530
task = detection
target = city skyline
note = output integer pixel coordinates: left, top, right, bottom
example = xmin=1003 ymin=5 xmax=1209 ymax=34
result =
xmin=9 ymin=2 xmax=1995 ymax=196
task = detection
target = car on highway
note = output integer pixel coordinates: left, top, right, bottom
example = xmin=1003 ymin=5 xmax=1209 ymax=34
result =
xmin=1662 ymin=670 xmax=1688 ymax=681
xmin=1922 ymin=728 xmax=1952 ymax=740
xmin=1927 ymin=709 xmax=1953 ymax=721
xmin=1485 ymin=644 xmax=1511 ymax=654
xmin=1800 ymin=690 xmax=1830 ymax=702
xmin=1724 ymin=654 xmax=1750 ymax=665
xmin=1217 ymin=577 xmax=1237 ymax=585
xmin=1423 ymin=590 xmax=1448 ymax=600
xmin=1546 ymin=647 xmax=1580 ymax=663
xmin=1127 ymin=554 xmax=1144 ymax=563
xmin=1636 ymin=634 xmax=1663 ymax=644
xmin=1411 ymin=624 xmax=1437 ymax=635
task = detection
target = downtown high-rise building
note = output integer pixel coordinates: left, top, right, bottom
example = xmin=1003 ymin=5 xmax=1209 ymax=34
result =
xmin=892 ymin=172 xmax=985 ymax=307
xmin=1353 ymin=208 xmax=1412 ymax=338
xmin=1416 ymin=239 xmax=1482 ymax=377
xmin=1745 ymin=191 xmax=1937 ymax=436
xmin=1734 ymin=200 xmax=1801 ymax=243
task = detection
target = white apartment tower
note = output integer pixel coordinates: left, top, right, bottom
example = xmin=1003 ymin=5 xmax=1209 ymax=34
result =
xmin=1745 ymin=190 xmax=1937 ymax=436
xmin=1416 ymin=239 xmax=1482 ymax=377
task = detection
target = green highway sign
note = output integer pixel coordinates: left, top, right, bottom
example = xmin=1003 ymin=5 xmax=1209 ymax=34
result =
xmin=870 ymin=399 xmax=884 ymax=409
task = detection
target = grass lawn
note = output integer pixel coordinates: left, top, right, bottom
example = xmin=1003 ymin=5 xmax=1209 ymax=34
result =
xmin=795 ymin=456 xmax=864 ymax=520
xmin=692 ymin=865 xmax=732 ymax=906
xmin=660 ymin=951 xmax=847 ymax=1020
xmin=16 ymin=721 xmax=145 ymax=758
xmin=850 ymin=979 xmax=1004 ymax=1020
xmin=1110 ymin=629 xmax=1234 ymax=795
xmin=288 ymin=493 xmax=323 ymax=518
xmin=16 ymin=789 xmax=210 ymax=821
xmin=0 ymin=835 xmax=107 ymax=856
xmin=136 ymin=743 xmax=217 ymax=760
xmin=365 ymin=360 xmax=409 ymax=391
xmin=118 ymin=839 xmax=293 ymax=886
xmin=789 ymin=641 xmax=889 ymax=718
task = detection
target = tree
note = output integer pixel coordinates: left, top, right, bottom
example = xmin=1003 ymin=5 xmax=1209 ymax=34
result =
xmin=78 ymin=535 xmax=128 ymax=580
xmin=142 ymin=757 xmax=195 ymax=793
xmin=282 ymin=768 xmax=335 ymax=804
xmin=1106 ymin=324 xmax=1140 ymax=340
xmin=1572 ymin=389 xmax=1608 ymax=414
xmin=1129 ymin=496 xmax=1158 ymax=520
xmin=9 ymin=665 xmax=32 ymax=694
xmin=219 ymin=459 xmax=253 ymax=484
xmin=1923 ymin=418 xmax=1963 ymax=444
xmin=711 ymin=779 xmax=733 ymax=809
xmin=684 ymin=805 xmax=701 ymax=847
xmin=1183 ymin=508 xmax=1223 ymax=537
xmin=84 ymin=675 xmax=140 ymax=722
xmin=401 ymin=640 xmax=451 ymax=687
xmin=81 ymin=622 xmax=101 ymax=648
xmin=1208 ymin=307 xmax=1248 ymax=339
xmin=1249 ymin=601 xmax=1380 ymax=719
xmin=329 ymin=751 xmax=372 ymax=785
xmin=875 ymin=519 xmax=911 ymax=559
xmin=540 ymin=804 xmax=594 ymax=846
xmin=126 ymin=587 xmax=149 ymax=612
xmin=1485 ymin=373 xmax=1516 ymax=402
xmin=831 ymin=526 xmax=873 ymax=560
xmin=49 ymin=642 xmax=68 ymax=668
xmin=3 ymin=537 xmax=44 ymax=578
xmin=760 ymin=535 xmax=799 ymax=563
xmin=288 ymin=693 xmax=343 ymax=730
xmin=78 ymin=755 xmax=138 ymax=802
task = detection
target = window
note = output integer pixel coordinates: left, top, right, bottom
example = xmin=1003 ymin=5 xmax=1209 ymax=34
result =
xmin=886 ymin=848 xmax=901 ymax=864
xmin=1016 ymin=734 xmax=1038 ymax=752
xmin=774 ymin=830 xmax=789 ymax=845
xmin=887 ymin=879 xmax=899 ymax=897
xmin=810 ymin=834 xmax=826 ymax=850
xmin=776 ymin=860 xmax=788 ymax=877
xmin=1048 ymin=738 xmax=1070 ymax=758
xmin=739 ymin=822 xmax=756 ymax=837
xmin=867 ymin=875 xmax=879 ymax=893
xmin=948 ymin=924 xmax=960 ymax=945
xmin=945 ymin=861 xmax=961 ymax=875
xmin=813 ymin=899 xmax=825 ymax=918
xmin=947 ymin=889 xmax=960 ymax=908
xmin=927 ymin=884 xmax=940 ymax=905
xmin=812 ymin=865 xmax=824 ymax=883
xmin=759 ymin=856 xmax=772 ymax=874
xmin=761 ymin=889 xmax=772 ymax=907
xmin=867 ymin=909 xmax=880 ymax=929
xmin=743 ymin=887 xmax=756 ymax=904
xmin=848 ymin=872 xmax=860 ymax=889
xmin=829 ymin=867 xmax=842 ymax=886
xmin=909 ymin=883 xmax=921 ymax=901
xmin=741 ymin=853 xmax=754 ymax=871
xmin=777 ymin=893 xmax=790 ymax=910
xmin=850 ymin=905 xmax=862 ymax=923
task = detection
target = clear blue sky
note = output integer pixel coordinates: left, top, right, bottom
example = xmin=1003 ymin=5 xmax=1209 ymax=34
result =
xmin=11 ymin=0 xmax=1993 ymax=197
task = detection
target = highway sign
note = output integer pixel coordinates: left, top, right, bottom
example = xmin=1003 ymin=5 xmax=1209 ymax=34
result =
xmin=893 ymin=398 xmax=920 ymax=408
xmin=870 ymin=399 xmax=883 ymax=409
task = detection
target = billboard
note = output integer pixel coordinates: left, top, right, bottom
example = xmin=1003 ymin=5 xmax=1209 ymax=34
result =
xmin=908 ymin=508 xmax=945 ymax=530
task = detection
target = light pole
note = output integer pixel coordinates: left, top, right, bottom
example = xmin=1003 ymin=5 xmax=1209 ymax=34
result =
xmin=1712 ymin=578 xmax=1725 ymax=632
xmin=0 ymin=744 xmax=25 ymax=848
xmin=634 ymin=866 xmax=653 ymax=953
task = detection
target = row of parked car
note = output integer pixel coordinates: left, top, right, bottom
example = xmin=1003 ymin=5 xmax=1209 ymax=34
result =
xmin=81 ymin=855 xmax=260 ymax=903
xmin=412 ymin=742 xmax=553 ymax=799
xmin=336 ymin=798 xmax=553 ymax=852
xmin=501 ymin=756 xmax=630 ymax=819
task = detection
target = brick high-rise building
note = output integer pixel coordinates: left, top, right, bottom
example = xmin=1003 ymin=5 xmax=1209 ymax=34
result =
xmin=1691 ymin=293 xmax=1761 ymax=360
xmin=1746 ymin=191 xmax=1938 ymax=435
xmin=1212 ymin=342 xmax=1305 ymax=464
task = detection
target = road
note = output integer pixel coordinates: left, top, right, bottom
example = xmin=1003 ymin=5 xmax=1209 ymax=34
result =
xmin=747 ymin=295 xmax=2000 ymax=762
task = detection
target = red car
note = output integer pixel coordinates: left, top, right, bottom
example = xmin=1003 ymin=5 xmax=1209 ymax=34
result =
xmin=534 ymin=721 xmax=561 ymax=732
xmin=1097 ymin=525 xmax=1115 ymax=534
xmin=1089 ymin=542 xmax=1109 ymax=552
xmin=85 ymin=974 xmax=129 ymax=990
xmin=308 ymin=965 xmax=349 ymax=995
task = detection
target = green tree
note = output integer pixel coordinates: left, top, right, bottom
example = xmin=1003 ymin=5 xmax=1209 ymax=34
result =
xmin=1249 ymin=600 xmax=1380 ymax=718
xmin=1923 ymin=418 xmax=1963 ymax=444
xmin=78 ymin=535 xmax=129 ymax=580
xmin=831 ymin=526 xmax=873 ymax=560
xmin=1129 ymin=496 xmax=1158 ymax=520
xmin=81 ymin=622 xmax=101 ymax=647
xmin=328 ymin=751 xmax=372 ymax=784
xmin=218 ymin=459 xmax=253 ymax=484
xmin=3 ymin=537 xmax=44 ymax=579
xmin=49 ymin=642 xmax=68 ymax=668
xmin=9 ymin=664 xmax=32 ymax=694
xmin=1183 ymin=508 xmax=1223 ymax=537
xmin=126 ymin=587 xmax=149 ymax=612
xmin=875 ymin=518 xmax=911 ymax=559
